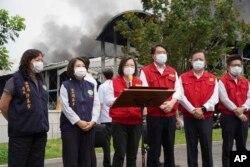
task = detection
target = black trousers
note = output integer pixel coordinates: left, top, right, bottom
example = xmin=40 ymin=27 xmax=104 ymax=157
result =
xmin=8 ymin=132 xmax=47 ymax=167
xmin=184 ymin=117 xmax=213 ymax=167
xmin=61 ymin=127 xmax=96 ymax=167
xmin=221 ymin=114 xmax=249 ymax=167
xmin=101 ymin=123 xmax=112 ymax=167
xmin=111 ymin=122 xmax=142 ymax=167
xmin=146 ymin=116 xmax=176 ymax=167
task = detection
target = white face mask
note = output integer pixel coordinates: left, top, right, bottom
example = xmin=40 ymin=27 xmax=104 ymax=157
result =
xmin=74 ymin=67 xmax=87 ymax=78
xmin=230 ymin=66 xmax=242 ymax=76
xmin=192 ymin=60 xmax=205 ymax=70
xmin=123 ymin=67 xmax=135 ymax=76
xmin=155 ymin=53 xmax=167 ymax=64
xmin=32 ymin=61 xmax=44 ymax=73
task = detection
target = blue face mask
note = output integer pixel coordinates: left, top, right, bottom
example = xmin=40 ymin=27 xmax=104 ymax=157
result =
xmin=192 ymin=60 xmax=205 ymax=70
xmin=155 ymin=54 xmax=167 ymax=64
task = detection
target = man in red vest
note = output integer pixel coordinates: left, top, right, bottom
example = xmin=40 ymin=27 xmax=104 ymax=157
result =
xmin=140 ymin=44 xmax=181 ymax=167
xmin=218 ymin=54 xmax=250 ymax=167
xmin=179 ymin=50 xmax=218 ymax=167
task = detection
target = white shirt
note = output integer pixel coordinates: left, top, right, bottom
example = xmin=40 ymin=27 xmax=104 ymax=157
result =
xmin=178 ymin=72 xmax=219 ymax=113
xmin=104 ymin=80 xmax=117 ymax=108
xmin=98 ymin=80 xmax=112 ymax=123
xmin=139 ymin=63 xmax=181 ymax=100
xmin=60 ymin=80 xmax=100 ymax=125
xmin=218 ymin=76 xmax=250 ymax=112
xmin=85 ymin=73 xmax=98 ymax=92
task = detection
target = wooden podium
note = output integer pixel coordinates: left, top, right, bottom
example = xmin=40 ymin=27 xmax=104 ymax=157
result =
xmin=111 ymin=87 xmax=175 ymax=167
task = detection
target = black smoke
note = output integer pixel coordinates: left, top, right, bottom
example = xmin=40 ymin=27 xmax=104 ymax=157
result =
xmin=33 ymin=0 xmax=126 ymax=64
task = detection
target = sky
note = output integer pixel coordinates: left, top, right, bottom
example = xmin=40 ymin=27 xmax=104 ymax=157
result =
xmin=1 ymin=0 xmax=250 ymax=72
xmin=0 ymin=0 xmax=142 ymax=71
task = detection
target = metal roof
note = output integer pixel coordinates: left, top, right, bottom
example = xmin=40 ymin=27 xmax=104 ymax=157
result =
xmin=96 ymin=10 xmax=151 ymax=45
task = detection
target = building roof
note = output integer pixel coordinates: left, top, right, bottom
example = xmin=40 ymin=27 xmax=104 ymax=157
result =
xmin=96 ymin=10 xmax=150 ymax=45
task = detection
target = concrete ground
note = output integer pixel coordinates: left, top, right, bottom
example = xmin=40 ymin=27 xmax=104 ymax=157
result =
xmin=44 ymin=141 xmax=250 ymax=167
xmin=0 ymin=141 xmax=249 ymax=167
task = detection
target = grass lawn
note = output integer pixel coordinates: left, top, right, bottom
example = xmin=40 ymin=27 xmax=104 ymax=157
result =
xmin=0 ymin=128 xmax=249 ymax=164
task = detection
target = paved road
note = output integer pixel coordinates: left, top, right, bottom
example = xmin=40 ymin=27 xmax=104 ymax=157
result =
xmin=1 ymin=141 xmax=249 ymax=167
xmin=42 ymin=141 xmax=250 ymax=167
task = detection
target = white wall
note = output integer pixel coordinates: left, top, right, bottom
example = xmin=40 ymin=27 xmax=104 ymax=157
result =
xmin=0 ymin=110 xmax=61 ymax=144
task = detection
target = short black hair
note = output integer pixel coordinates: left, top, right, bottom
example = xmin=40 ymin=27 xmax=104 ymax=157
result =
xmin=150 ymin=44 xmax=168 ymax=54
xmin=190 ymin=49 xmax=206 ymax=58
xmin=67 ymin=57 xmax=87 ymax=79
xmin=118 ymin=56 xmax=138 ymax=76
xmin=226 ymin=54 xmax=242 ymax=66
xmin=102 ymin=68 xmax=113 ymax=80
xmin=80 ymin=56 xmax=90 ymax=70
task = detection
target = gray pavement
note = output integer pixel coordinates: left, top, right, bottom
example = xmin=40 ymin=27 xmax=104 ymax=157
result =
xmin=43 ymin=141 xmax=250 ymax=167
xmin=0 ymin=141 xmax=249 ymax=167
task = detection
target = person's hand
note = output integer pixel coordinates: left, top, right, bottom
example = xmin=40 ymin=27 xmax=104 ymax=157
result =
xmin=82 ymin=121 xmax=96 ymax=131
xmin=193 ymin=108 xmax=204 ymax=120
xmin=176 ymin=117 xmax=184 ymax=129
xmin=76 ymin=120 xmax=89 ymax=129
xmin=160 ymin=100 xmax=175 ymax=113
xmin=143 ymin=107 xmax=147 ymax=116
xmin=238 ymin=114 xmax=248 ymax=122
xmin=234 ymin=107 xmax=245 ymax=116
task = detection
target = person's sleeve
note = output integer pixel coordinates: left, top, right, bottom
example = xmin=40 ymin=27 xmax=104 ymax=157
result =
xmin=242 ymin=83 xmax=250 ymax=111
xmin=203 ymin=80 xmax=219 ymax=111
xmin=104 ymin=80 xmax=116 ymax=107
xmin=139 ymin=70 xmax=149 ymax=87
xmin=218 ymin=80 xmax=237 ymax=111
xmin=172 ymin=72 xmax=181 ymax=100
xmin=60 ymin=84 xmax=80 ymax=125
xmin=98 ymin=85 xmax=104 ymax=104
xmin=91 ymin=86 xmax=101 ymax=123
xmin=3 ymin=77 xmax=15 ymax=96
xmin=178 ymin=77 xmax=196 ymax=113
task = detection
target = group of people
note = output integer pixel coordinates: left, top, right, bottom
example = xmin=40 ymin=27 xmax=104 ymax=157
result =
xmin=0 ymin=44 xmax=249 ymax=167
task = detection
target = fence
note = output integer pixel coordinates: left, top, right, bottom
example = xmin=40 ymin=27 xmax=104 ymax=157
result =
xmin=0 ymin=110 xmax=61 ymax=144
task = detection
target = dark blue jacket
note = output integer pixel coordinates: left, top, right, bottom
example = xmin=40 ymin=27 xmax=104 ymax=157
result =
xmin=60 ymin=79 xmax=94 ymax=132
xmin=8 ymin=72 xmax=49 ymax=137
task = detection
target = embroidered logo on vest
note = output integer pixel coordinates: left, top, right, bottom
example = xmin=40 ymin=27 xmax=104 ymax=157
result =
xmin=87 ymin=90 xmax=94 ymax=97
xmin=22 ymin=81 xmax=31 ymax=110
xmin=209 ymin=78 xmax=214 ymax=82
xmin=70 ymin=88 xmax=76 ymax=106
xmin=169 ymin=74 xmax=175 ymax=78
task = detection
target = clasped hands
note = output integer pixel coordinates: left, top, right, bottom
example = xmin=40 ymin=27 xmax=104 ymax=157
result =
xmin=160 ymin=100 xmax=175 ymax=113
xmin=192 ymin=108 xmax=204 ymax=120
xmin=76 ymin=120 xmax=95 ymax=131
xmin=234 ymin=107 xmax=248 ymax=122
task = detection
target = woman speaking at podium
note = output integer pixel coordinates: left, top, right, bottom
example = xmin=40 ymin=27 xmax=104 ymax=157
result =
xmin=105 ymin=56 xmax=143 ymax=167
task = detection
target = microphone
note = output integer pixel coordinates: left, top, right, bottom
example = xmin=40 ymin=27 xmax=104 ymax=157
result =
xmin=128 ymin=75 xmax=133 ymax=87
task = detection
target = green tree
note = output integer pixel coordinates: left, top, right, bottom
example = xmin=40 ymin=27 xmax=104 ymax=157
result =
xmin=0 ymin=9 xmax=25 ymax=70
xmin=115 ymin=0 xmax=250 ymax=74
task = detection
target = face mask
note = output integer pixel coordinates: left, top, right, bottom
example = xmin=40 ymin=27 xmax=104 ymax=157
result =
xmin=32 ymin=61 xmax=44 ymax=73
xmin=230 ymin=66 xmax=242 ymax=76
xmin=155 ymin=54 xmax=167 ymax=64
xmin=74 ymin=67 xmax=87 ymax=78
xmin=192 ymin=60 xmax=205 ymax=70
xmin=123 ymin=67 xmax=135 ymax=76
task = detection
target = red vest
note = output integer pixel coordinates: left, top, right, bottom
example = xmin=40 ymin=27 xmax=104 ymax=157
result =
xmin=218 ymin=73 xmax=249 ymax=116
xmin=179 ymin=70 xmax=216 ymax=119
xmin=109 ymin=76 xmax=142 ymax=124
xmin=141 ymin=63 xmax=178 ymax=117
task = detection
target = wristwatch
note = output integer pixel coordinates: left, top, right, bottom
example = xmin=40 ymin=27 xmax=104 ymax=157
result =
xmin=201 ymin=106 xmax=207 ymax=112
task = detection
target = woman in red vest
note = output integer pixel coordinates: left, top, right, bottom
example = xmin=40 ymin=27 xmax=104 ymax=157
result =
xmin=179 ymin=50 xmax=218 ymax=167
xmin=218 ymin=54 xmax=249 ymax=167
xmin=105 ymin=56 xmax=142 ymax=167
